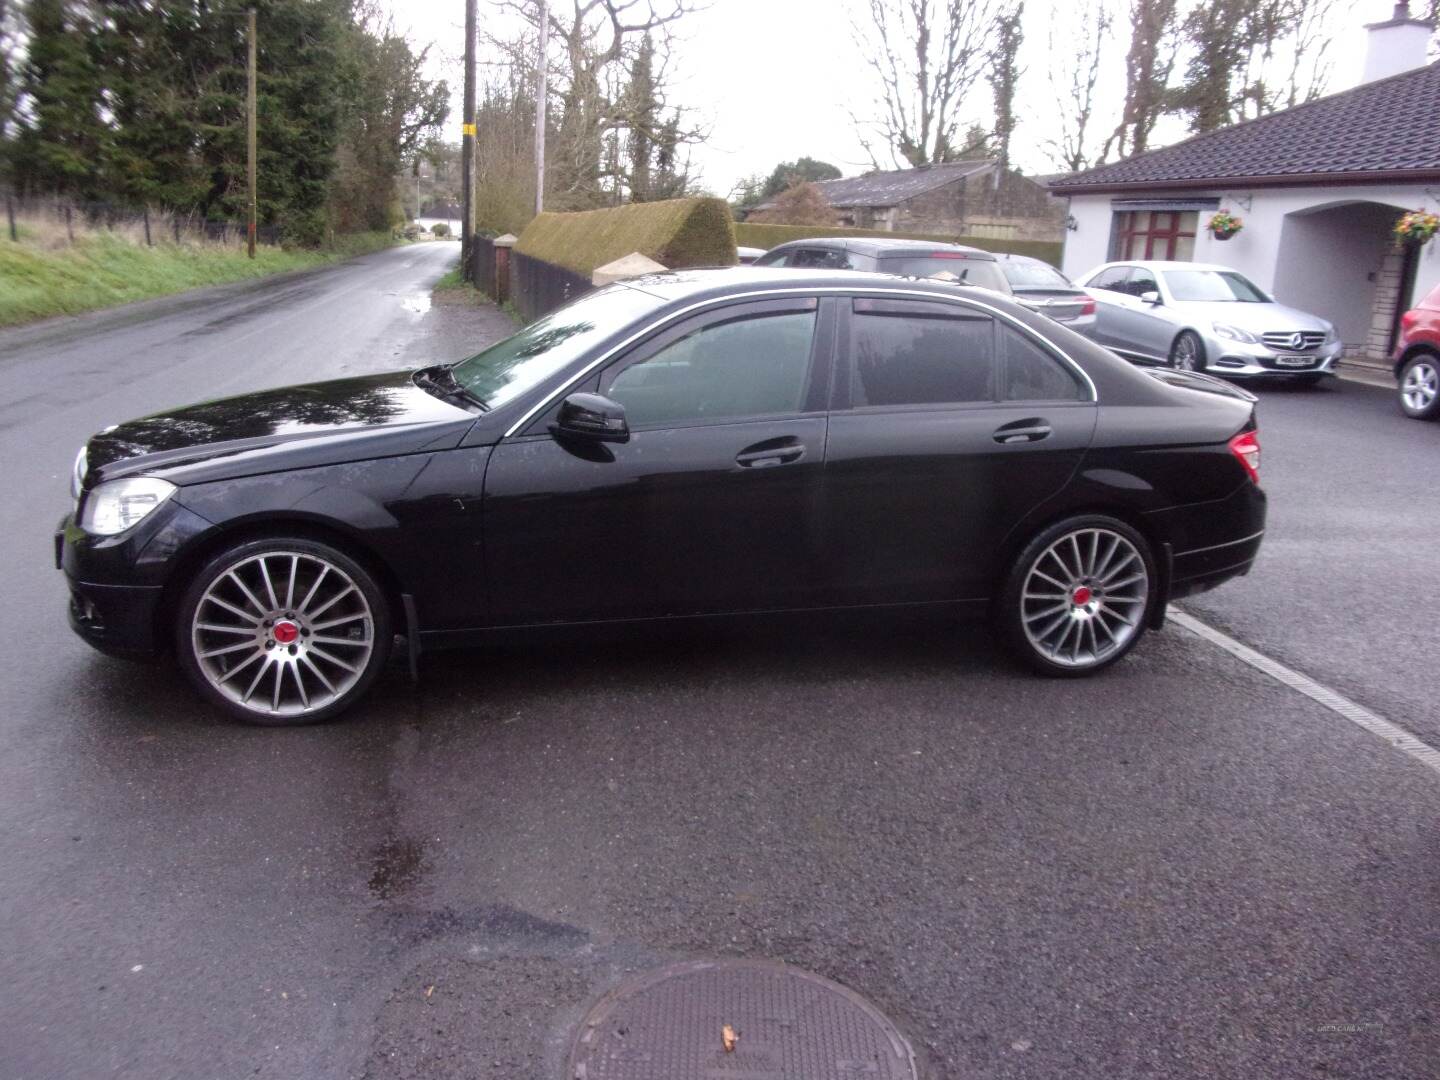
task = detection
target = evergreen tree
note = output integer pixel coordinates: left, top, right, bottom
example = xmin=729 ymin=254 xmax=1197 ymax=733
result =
xmin=760 ymin=157 xmax=840 ymax=198
xmin=12 ymin=0 xmax=104 ymax=197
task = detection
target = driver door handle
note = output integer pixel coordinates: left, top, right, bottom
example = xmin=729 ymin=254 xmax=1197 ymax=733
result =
xmin=993 ymin=419 xmax=1052 ymax=444
xmin=736 ymin=437 xmax=806 ymax=468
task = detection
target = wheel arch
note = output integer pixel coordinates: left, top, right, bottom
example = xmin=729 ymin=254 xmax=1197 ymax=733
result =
xmin=154 ymin=513 xmax=408 ymax=655
xmin=1395 ymin=342 xmax=1440 ymax=378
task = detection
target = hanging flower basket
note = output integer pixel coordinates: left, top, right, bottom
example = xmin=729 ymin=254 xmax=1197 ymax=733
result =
xmin=1395 ymin=209 xmax=1439 ymax=248
xmin=1207 ymin=210 xmax=1243 ymax=241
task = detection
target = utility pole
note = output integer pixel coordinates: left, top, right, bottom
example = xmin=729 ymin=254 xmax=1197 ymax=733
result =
xmin=535 ymin=0 xmax=548 ymax=216
xmin=460 ymin=0 xmax=477 ymax=279
xmin=246 ymin=8 xmax=257 ymax=259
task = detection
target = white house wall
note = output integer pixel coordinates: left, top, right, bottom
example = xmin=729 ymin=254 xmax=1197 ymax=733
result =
xmin=1060 ymin=184 xmax=1440 ymax=316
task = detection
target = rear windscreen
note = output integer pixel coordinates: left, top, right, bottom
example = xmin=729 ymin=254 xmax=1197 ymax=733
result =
xmin=877 ymin=257 xmax=1011 ymax=294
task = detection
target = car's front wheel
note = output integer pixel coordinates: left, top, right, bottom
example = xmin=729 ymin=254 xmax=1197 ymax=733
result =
xmin=998 ymin=516 xmax=1155 ymax=677
xmin=176 ymin=537 xmax=392 ymax=724
xmin=1398 ymin=353 xmax=1440 ymax=420
xmin=1169 ymin=331 xmax=1205 ymax=372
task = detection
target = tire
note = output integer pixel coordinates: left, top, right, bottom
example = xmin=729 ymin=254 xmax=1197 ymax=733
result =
xmin=1169 ymin=330 xmax=1206 ymax=372
xmin=1398 ymin=353 xmax=1440 ymax=420
xmin=175 ymin=537 xmax=392 ymax=725
xmin=997 ymin=515 xmax=1157 ymax=677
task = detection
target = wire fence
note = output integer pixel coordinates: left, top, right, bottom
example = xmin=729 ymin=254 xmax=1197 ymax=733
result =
xmin=3 ymin=192 xmax=281 ymax=248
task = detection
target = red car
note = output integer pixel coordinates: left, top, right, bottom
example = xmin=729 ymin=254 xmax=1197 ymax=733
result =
xmin=1396 ymin=282 xmax=1440 ymax=420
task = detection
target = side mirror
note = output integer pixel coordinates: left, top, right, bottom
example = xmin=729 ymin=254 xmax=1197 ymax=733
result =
xmin=551 ymin=392 xmax=630 ymax=443
xmin=1140 ymin=290 xmax=1162 ymax=305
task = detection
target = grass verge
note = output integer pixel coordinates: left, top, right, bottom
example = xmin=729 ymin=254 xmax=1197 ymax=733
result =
xmin=0 ymin=231 xmax=400 ymax=328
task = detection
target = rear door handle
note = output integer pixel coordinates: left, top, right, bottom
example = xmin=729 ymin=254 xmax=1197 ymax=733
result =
xmin=736 ymin=437 xmax=805 ymax=468
xmin=992 ymin=420 xmax=1052 ymax=444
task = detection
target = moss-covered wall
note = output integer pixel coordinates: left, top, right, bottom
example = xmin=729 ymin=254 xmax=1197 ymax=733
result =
xmin=515 ymin=198 xmax=738 ymax=276
xmin=734 ymin=221 xmax=1064 ymax=267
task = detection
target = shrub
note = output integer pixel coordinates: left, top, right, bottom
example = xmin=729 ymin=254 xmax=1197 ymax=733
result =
xmin=430 ymin=222 xmax=452 ymax=237
xmin=515 ymin=197 xmax=737 ymax=276
xmin=747 ymin=181 xmax=837 ymax=226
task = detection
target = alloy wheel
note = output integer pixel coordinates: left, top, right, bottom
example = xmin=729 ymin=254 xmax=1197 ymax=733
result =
xmin=1401 ymin=359 xmax=1438 ymax=414
xmin=190 ymin=550 xmax=375 ymax=719
xmin=1172 ymin=333 xmax=1200 ymax=371
xmin=1019 ymin=528 xmax=1149 ymax=669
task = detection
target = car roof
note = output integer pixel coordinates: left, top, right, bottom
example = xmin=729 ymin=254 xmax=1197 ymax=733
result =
xmin=1092 ymin=260 xmax=1238 ymax=273
xmin=612 ymin=265 xmax=1018 ymax=308
xmin=767 ymin=236 xmax=998 ymax=260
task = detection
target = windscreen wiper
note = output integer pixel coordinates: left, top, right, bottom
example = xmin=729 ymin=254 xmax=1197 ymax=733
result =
xmin=415 ymin=364 xmax=488 ymax=410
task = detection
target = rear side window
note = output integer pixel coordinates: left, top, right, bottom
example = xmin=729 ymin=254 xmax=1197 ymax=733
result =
xmin=999 ymin=327 xmax=1084 ymax=401
xmin=1088 ymin=266 xmax=1131 ymax=292
xmin=791 ymin=248 xmax=853 ymax=269
xmin=850 ymin=305 xmax=994 ymax=407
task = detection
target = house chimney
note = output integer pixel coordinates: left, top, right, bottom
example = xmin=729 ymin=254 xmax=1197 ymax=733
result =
xmin=1362 ymin=1 xmax=1435 ymax=83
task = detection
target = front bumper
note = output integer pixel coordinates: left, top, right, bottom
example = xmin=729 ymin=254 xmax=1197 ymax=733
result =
xmin=56 ymin=501 xmax=214 ymax=661
xmin=1205 ymin=336 xmax=1342 ymax=377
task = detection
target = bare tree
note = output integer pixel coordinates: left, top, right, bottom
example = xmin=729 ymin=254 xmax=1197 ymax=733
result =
xmin=1102 ymin=0 xmax=1181 ymax=160
xmin=1046 ymin=2 xmax=1113 ymax=173
xmin=852 ymin=0 xmax=1000 ymax=168
xmin=1277 ymin=0 xmax=1339 ymax=110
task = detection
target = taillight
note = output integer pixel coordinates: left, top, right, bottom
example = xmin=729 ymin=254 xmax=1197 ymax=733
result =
xmin=1229 ymin=429 xmax=1261 ymax=484
xmin=1078 ymin=294 xmax=1096 ymax=316
xmin=1400 ymin=309 xmax=1418 ymax=333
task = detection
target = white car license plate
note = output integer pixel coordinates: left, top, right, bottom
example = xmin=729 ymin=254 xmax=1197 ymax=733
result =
xmin=1274 ymin=354 xmax=1315 ymax=368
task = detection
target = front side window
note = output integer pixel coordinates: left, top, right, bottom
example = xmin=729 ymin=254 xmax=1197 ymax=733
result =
xmin=1127 ymin=268 xmax=1160 ymax=297
xmin=999 ymin=327 xmax=1084 ymax=402
xmin=850 ymin=305 xmax=995 ymax=407
xmin=752 ymin=249 xmax=790 ymax=267
xmin=1163 ymin=269 xmax=1269 ymax=303
xmin=451 ymin=285 xmax=664 ymax=410
xmin=1114 ymin=210 xmax=1198 ymax=261
xmin=603 ymin=311 xmax=817 ymax=428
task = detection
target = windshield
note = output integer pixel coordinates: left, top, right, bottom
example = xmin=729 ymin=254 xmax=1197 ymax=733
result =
xmin=449 ymin=285 xmax=664 ymax=409
xmin=1163 ymin=269 xmax=1269 ymax=303
xmin=877 ymin=256 xmax=1012 ymax=295
xmin=1001 ymin=260 xmax=1072 ymax=290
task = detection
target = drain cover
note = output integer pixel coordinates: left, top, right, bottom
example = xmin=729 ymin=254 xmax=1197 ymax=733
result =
xmin=567 ymin=958 xmax=917 ymax=1079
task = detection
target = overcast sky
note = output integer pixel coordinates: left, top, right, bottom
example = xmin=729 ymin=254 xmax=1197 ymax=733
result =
xmin=388 ymin=0 xmax=1400 ymax=195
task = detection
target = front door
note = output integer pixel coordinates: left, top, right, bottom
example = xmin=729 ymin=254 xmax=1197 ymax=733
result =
xmin=822 ymin=296 xmax=1097 ymax=603
xmin=481 ymin=297 xmax=835 ymax=624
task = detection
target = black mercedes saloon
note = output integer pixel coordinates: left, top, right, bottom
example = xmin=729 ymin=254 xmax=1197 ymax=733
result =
xmin=58 ymin=267 xmax=1266 ymax=724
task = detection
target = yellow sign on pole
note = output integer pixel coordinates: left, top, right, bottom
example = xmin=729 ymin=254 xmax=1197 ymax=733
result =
xmin=462 ymin=123 xmax=476 ymax=137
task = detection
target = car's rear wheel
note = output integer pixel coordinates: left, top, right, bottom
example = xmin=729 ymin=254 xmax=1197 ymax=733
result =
xmin=1169 ymin=331 xmax=1205 ymax=372
xmin=1398 ymin=353 xmax=1440 ymax=420
xmin=998 ymin=516 xmax=1155 ymax=677
xmin=176 ymin=537 xmax=392 ymax=724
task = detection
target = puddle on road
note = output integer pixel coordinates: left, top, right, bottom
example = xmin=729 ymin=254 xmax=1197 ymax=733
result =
xmin=368 ymin=834 xmax=427 ymax=900
xmin=400 ymin=294 xmax=431 ymax=315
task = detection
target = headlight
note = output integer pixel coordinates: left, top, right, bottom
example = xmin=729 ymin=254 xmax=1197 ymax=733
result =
xmin=1323 ymin=325 xmax=1339 ymax=345
xmin=1212 ymin=322 xmax=1258 ymax=344
xmin=71 ymin=446 xmax=88 ymax=502
xmin=79 ymin=477 xmax=176 ymax=536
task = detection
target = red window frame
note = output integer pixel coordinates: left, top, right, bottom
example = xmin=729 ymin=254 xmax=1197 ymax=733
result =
xmin=1115 ymin=211 xmax=1197 ymax=260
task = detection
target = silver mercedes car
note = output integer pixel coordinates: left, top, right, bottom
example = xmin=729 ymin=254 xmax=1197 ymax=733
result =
xmin=1073 ymin=261 xmax=1341 ymax=381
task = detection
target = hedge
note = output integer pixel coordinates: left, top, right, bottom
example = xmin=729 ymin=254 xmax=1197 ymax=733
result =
xmin=515 ymin=198 xmax=738 ymax=276
xmin=734 ymin=221 xmax=1063 ymax=268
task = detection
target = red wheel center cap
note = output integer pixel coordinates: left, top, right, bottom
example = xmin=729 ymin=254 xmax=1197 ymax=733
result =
xmin=273 ymin=621 xmax=299 ymax=644
xmin=1071 ymin=586 xmax=1093 ymax=607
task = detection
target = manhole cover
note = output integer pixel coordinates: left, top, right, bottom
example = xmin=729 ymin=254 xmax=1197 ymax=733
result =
xmin=567 ymin=958 xmax=917 ymax=1079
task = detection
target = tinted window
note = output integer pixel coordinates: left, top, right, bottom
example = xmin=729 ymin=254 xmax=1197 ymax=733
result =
xmin=850 ymin=309 xmax=994 ymax=407
xmin=999 ymin=327 xmax=1084 ymax=401
xmin=1088 ymin=266 xmax=1132 ymax=292
xmin=452 ymin=285 xmax=664 ymax=409
xmin=791 ymin=248 xmax=852 ymax=269
xmin=877 ymin=256 xmax=1011 ymax=294
xmin=753 ymin=250 xmax=790 ymax=267
xmin=1163 ymin=269 xmax=1269 ymax=302
xmin=604 ymin=311 xmax=816 ymax=427
xmin=1001 ymin=259 xmax=1073 ymax=290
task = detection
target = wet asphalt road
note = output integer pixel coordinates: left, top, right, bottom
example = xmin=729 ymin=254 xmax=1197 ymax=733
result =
xmin=0 ymin=246 xmax=1436 ymax=1080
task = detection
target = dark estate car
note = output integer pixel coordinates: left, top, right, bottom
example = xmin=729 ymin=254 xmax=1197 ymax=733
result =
xmin=59 ymin=268 xmax=1266 ymax=724
xmin=994 ymin=253 xmax=1097 ymax=337
xmin=754 ymin=237 xmax=1014 ymax=294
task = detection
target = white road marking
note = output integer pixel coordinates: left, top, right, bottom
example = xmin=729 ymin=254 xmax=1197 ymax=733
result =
xmin=1169 ymin=608 xmax=1440 ymax=777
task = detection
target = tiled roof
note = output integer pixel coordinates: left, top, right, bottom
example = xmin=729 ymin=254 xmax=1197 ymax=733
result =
xmin=1050 ymin=61 xmax=1440 ymax=193
xmin=754 ymin=160 xmax=994 ymax=211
